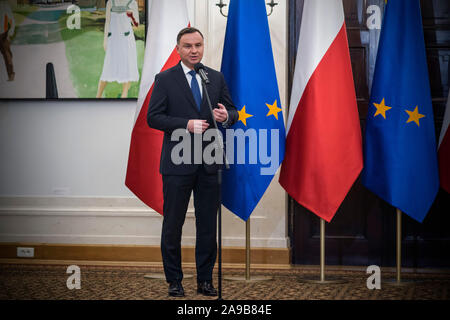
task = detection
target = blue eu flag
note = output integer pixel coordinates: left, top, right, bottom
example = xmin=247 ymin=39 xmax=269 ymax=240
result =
xmin=221 ymin=0 xmax=286 ymax=221
xmin=362 ymin=0 xmax=439 ymax=222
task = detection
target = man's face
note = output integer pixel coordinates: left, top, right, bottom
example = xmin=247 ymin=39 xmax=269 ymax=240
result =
xmin=176 ymin=32 xmax=204 ymax=69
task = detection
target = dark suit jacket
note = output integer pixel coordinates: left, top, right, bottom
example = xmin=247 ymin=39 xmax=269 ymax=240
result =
xmin=147 ymin=62 xmax=238 ymax=175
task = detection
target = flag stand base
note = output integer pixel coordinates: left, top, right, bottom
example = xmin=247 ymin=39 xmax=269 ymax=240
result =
xmin=301 ymin=278 xmax=347 ymax=285
xmin=144 ymin=274 xmax=193 ymax=280
xmin=224 ymin=276 xmax=272 ymax=282
xmin=383 ymin=279 xmax=416 ymax=286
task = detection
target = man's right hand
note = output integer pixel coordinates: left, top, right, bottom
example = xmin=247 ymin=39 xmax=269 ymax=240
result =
xmin=187 ymin=120 xmax=209 ymax=133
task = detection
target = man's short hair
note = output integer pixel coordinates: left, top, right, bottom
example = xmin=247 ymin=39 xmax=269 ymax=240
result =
xmin=177 ymin=27 xmax=204 ymax=44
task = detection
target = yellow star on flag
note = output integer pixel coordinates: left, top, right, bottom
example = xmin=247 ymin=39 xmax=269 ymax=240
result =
xmin=373 ymin=98 xmax=391 ymax=119
xmin=266 ymin=100 xmax=282 ymax=120
xmin=405 ymin=106 xmax=425 ymax=127
xmin=238 ymin=105 xmax=253 ymax=126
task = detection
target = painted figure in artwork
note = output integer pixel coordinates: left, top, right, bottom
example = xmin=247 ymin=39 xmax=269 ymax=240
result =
xmin=0 ymin=0 xmax=15 ymax=81
xmin=97 ymin=0 xmax=139 ymax=98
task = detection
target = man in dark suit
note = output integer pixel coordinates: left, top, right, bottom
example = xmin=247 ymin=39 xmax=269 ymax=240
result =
xmin=147 ymin=27 xmax=238 ymax=297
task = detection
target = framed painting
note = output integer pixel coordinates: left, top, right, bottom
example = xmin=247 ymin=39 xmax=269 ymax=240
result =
xmin=0 ymin=0 xmax=146 ymax=99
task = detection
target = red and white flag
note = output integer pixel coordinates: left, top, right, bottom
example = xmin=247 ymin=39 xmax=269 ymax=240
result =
xmin=125 ymin=0 xmax=189 ymax=214
xmin=438 ymin=91 xmax=450 ymax=193
xmin=279 ymin=0 xmax=363 ymax=222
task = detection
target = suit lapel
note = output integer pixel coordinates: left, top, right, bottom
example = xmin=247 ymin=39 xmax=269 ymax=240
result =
xmin=173 ymin=63 xmax=200 ymax=113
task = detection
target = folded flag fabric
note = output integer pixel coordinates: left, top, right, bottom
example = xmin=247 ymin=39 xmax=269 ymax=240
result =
xmin=125 ymin=0 xmax=189 ymax=214
xmin=362 ymin=0 xmax=439 ymax=223
xmin=221 ymin=0 xmax=286 ymax=221
xmin=279 ymin=0 xmax=363 ymax=222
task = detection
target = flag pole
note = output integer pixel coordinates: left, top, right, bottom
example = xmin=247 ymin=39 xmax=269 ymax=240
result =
xmin=384 ymin=208 xmax=414 ymax=286
xmin=303 ymin=218 xmax=346 ymax=284
xmin=320 ymin=218 xmax=325 ymax=282
xmin=396 ymin=208 xmax=402 ymax=283
xmin=225 ymin=218 xmax=272 ymax=282
xmin=245 ymin=219 xmax=251 ymax=280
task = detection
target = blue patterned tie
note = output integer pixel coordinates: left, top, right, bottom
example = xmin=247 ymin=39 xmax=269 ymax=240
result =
xmin=189 ymin=70 xmax=202 ymax=111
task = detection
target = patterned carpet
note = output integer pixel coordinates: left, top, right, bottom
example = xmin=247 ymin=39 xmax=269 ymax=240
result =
xmin=0 ymin=263 xmax=449 ymax=300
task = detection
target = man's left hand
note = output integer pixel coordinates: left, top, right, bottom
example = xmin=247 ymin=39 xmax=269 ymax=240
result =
xmin=213 ymin=103 xmax=228 ymax=123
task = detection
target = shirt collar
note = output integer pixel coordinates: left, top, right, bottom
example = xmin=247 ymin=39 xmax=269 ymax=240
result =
xmin=180 ymin=61 xmax=195 ymax=75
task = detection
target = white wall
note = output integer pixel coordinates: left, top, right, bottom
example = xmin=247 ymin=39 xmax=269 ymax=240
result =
xmin=0 ymin=0 xmax=288 ymax=250
xmin=0 ymin=100 xmax=136 ymax=196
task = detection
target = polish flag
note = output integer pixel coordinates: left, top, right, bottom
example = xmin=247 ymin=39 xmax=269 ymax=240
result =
xmin=438 ymin=91 xmax=450 ymax=193
xmin=125 ymin=0 xmax=189 ymax=214
xmin=279 ymin=0 xmax=363 ymax=222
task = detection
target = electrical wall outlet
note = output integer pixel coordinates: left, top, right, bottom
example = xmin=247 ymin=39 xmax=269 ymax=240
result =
xmin=17 ymin=247 xmax=34 ymax=258
xmin=52 ymin=187 xmax=70 ymax=195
